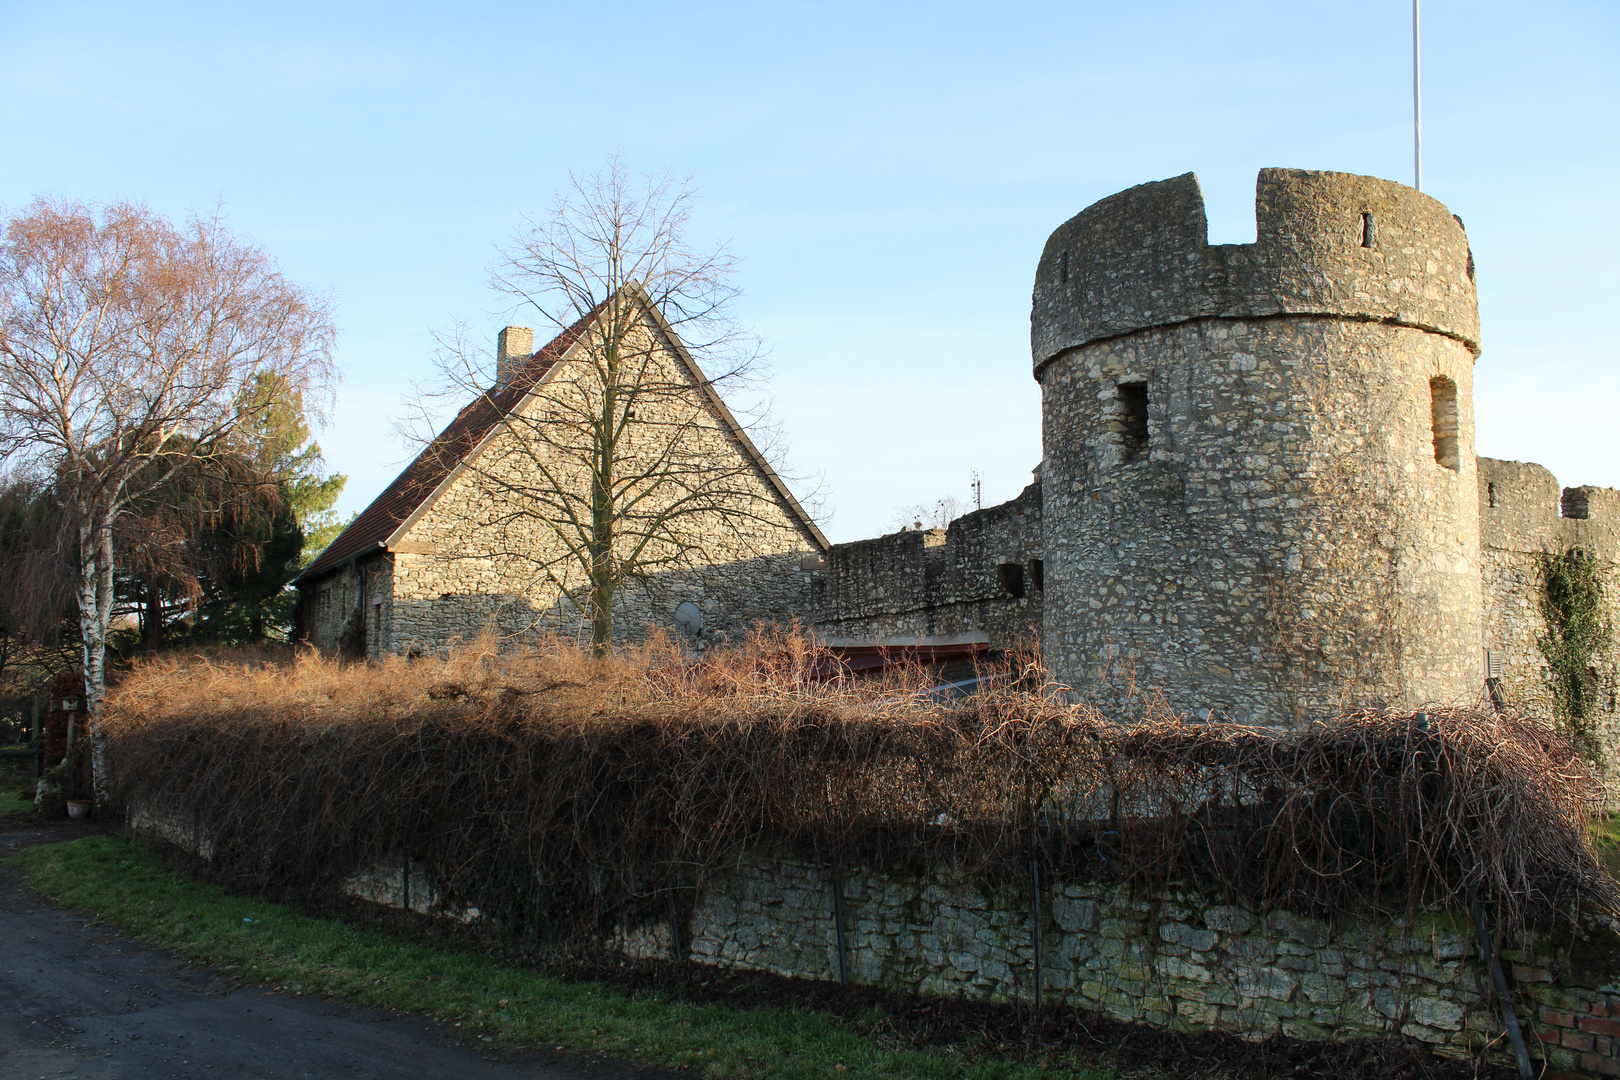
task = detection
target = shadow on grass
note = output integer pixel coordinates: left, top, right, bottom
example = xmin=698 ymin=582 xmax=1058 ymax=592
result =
xmin=0 ymin=790 xmax=36 ymax=818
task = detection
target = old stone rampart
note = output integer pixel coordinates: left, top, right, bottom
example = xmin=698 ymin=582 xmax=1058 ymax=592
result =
xmin=1478 ymin=458 xmax=1620 ymax=761
xmin=129 ymin=794 xmax=1620 ymax=1079
xmin=1479 ymin=458 xmax=1620 ymax=565
xmin=812 ymin=481 xmax=1042 ymax=649
xmin=647 ymin=854 xmax=1620 ymax=1078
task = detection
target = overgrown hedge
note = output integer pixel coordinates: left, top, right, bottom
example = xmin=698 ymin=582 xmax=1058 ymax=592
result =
xmin=102 ymin=631 xmax=1618 ymax=944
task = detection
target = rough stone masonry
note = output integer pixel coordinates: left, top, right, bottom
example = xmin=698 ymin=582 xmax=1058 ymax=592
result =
xmin=315 ymin=838 xmax=1620 ymax=1079
xmin=1032 ymin=169 xmax=1484 ymax=724
xmin=815 ymin=167 xmax=1616 ymax=739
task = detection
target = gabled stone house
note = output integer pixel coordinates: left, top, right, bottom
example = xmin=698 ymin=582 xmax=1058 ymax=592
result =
xmin=294 ymin=290 xmax=828 ymax=656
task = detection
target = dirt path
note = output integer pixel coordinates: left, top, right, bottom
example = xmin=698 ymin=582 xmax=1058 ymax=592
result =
xmin=0 ymin=819 xmax=681 ymax=1080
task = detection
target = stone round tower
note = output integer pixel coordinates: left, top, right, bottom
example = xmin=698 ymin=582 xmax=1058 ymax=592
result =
xmin=1033 ymin=169 xmax=1482 ymax=724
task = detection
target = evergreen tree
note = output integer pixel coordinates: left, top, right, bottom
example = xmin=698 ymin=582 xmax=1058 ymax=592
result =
xmin=117 ymin=375 xmax=346 ymax=649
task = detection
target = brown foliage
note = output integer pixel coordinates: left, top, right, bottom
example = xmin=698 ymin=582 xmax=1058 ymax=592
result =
xmin=102 ymin=630 xmax=1618 ymax=943
xmin=0 ymin=197 xmax=337 ymax=707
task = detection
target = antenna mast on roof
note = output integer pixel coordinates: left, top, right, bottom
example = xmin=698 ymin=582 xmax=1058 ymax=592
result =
xmin=1413 ymin=0 xmax=1423 ymax=191
xmin=971 ymin=469 xmax=982 ymax=511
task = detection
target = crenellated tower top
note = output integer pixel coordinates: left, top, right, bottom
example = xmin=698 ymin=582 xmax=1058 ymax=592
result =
xmin=1031 ymin=168 xmax=1480 ymax=377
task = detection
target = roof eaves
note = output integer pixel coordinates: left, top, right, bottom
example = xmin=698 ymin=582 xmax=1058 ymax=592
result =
xmin=381 ymin=346 xmax=577 ymax=546
xmin=292 ymin=310 xmax=598 ymax=585
xmin=291 ymin=541 xmax=385 ymax=586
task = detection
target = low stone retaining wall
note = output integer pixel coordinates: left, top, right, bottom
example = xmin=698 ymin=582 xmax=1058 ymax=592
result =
xmin=128 ymin=808 xmax=1620 ymax=1078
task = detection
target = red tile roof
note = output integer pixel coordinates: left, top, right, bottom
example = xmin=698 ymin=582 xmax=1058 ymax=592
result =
xmin=294 ymin=308 xmax=596 ymax=583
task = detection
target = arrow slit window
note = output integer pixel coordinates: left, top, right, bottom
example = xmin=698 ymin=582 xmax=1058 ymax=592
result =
xmin=1430 ymin=377 xmax=1459 ymax=471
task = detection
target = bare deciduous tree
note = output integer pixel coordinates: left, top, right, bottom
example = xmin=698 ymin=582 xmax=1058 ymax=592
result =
xmin=408 ymin=162 xmax=813 ymax=654
xmin=0 ymin=199 xmax=337 ymax=717
xmin=888 ymin=496 xmax=970 ymax=534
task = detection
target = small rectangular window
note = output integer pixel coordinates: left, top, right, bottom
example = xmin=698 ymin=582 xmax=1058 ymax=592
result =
xmin=1118 ymin=382 xmax=1149 ymax=460
xmin=1430 ymin=377 xmax=1459 ymax=470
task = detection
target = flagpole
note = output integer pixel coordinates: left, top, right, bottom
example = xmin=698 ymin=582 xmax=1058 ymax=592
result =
xmin=1413 ymin=0 xmax=1423 ymax=191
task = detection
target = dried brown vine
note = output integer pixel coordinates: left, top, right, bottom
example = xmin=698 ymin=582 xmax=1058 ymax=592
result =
xmin=101 ymin=629 xmax=1618 ymax=946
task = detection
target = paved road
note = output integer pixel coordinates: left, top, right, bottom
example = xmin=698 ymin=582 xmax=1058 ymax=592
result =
xmin=0 ymin=819 xmax=678 ymax=1080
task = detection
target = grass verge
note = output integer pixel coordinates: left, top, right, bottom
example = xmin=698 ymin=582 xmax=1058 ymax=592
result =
xmin=7 ymin=835 xmax=1115 ymax=1080
xmin=1591 ymin=815 xmax=1620 ymax=880
xmin=0 ymin=788 xmax=36 ymax=817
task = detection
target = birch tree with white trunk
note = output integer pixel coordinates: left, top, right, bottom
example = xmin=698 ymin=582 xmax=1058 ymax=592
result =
xmin=0 ymin=199 xmax=336 ymax=723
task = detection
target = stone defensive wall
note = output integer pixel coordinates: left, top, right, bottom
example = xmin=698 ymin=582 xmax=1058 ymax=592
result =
xmin=1478 ymin=457 xmax=1620 ymax=754
xmin=637 ymin=857 xmax=1620 ymax=1079
xmin=1034 ymin=169 xmax=1483 ymax=724
xmin=811 ymin=481 xmax=1042 ymax=651
xmin=131 ymin=796 xmax=1620 ymax=1079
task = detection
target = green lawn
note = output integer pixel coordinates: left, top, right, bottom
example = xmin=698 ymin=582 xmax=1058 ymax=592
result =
xmin=1591 ymin=816 xmax=1620 ymax=881
xmin=0 ymin=788 xmax=35 ymax=817
xmin=8 ymin=836 xmax=1115 ymax=1080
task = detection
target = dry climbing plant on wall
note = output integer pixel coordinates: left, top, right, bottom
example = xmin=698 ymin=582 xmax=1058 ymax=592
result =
xmin=1538 ymin=548 xmax=1614 ymax=752
xmin=100 ymin=632 xmax=1619 ymax=952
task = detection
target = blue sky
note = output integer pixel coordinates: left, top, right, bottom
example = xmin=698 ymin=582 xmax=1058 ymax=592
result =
xmin=3 ymin=1 xmax=1615 ymax=542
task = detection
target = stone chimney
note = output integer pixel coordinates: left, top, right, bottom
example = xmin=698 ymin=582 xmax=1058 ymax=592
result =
xmin=495 ymin=326 xmax=534 ymax=391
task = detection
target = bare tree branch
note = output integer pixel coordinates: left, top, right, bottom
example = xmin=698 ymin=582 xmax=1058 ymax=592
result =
xmin=406 ymin=162 xmax=820 ymax=654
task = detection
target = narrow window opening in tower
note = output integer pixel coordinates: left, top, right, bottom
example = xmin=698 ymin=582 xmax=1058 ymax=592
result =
xmin=1060 ymin=250 xmax=1069 ymax=285
xmin=1487 ymin=482 xmax=1496 ymax=508
xmin=1118 ymin=382 xmax=1149 ymax=460
xmin=1430 ymin=377 xmax=1459 ymax=470
xmin=996 ymin=563 xmax=1026 ymax=598
xmin=1361 ymin=213 xmax=1376 ymax=249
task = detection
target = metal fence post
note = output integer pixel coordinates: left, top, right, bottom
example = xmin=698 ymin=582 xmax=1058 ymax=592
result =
xmin=830 ymin=852 xmax=849 ymax=987
xmin=1030 ymin=826 xmax=1044 ymax=1012
xmin=668 ymin=890 xmax=683 ymax=962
